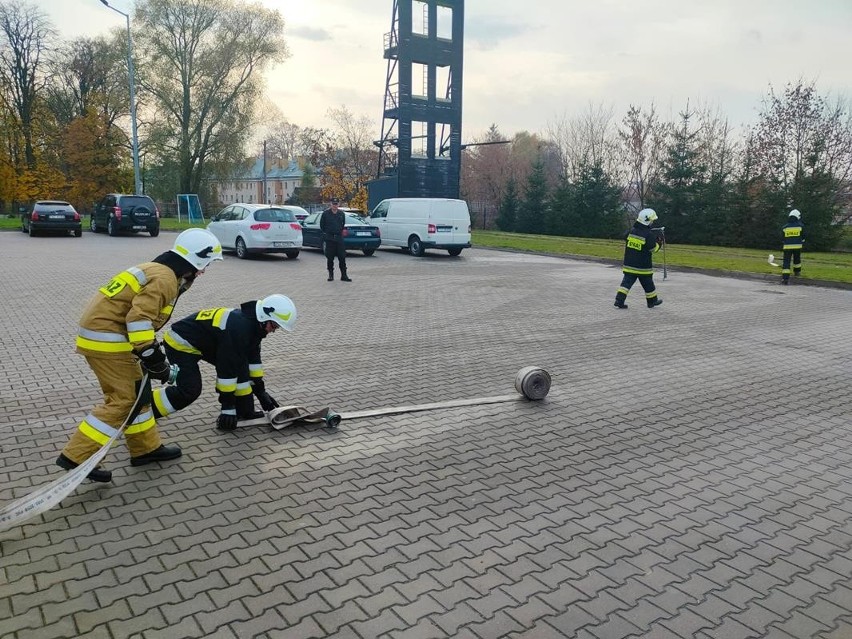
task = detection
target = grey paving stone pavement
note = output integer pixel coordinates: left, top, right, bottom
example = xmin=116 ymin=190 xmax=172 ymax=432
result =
xmin=0 ymin=230 xmax=850 ymax=639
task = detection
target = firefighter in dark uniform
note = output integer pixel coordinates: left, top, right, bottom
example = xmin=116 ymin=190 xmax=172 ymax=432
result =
xmin=57 ymin=228 xmax=224 ymax=482
xmin=781 ymin=209 xmax=804 ymax=284
xmin=614 ymin=208 xmax=664 ymax=309
xmin=152 ymin=294 xmax=296 ymax=431
xmin=320 ymin=197 xmax=351 ymax=282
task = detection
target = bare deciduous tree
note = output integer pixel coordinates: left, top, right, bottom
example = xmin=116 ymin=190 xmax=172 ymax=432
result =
xmin=0 ymin=1 xmax=54 ymax=169
xmin=327 ymin=105 xmax=377 ymax=184
xmin=46 ymin=34 xmax=128 ymax=128
xmin=749 ymin=80 xmax=852 ymax=189
xmin=137 ymin=0 xmax=288 ymax=193
xmin=617 ymin=103 xmax=669 ymax=213
xmin=546 ymin=102 xmax=621 ymax=182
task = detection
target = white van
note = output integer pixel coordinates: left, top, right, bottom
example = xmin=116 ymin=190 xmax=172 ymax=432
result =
xmin=369 ymin=198 xmax=472 ymax=257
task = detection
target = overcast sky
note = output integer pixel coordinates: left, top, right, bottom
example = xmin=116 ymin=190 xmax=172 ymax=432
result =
xmin=38 ymin=0 xmax=852 ymax=142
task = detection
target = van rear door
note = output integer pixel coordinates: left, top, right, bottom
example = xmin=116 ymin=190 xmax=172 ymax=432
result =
xmin=439 ymin=200 xmax=471 ymax=245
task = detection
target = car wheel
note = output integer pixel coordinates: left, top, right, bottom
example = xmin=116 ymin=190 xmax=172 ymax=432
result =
xmin=74 ymin=229 xmax=82 ymax=237
xmin=408 ymin=236 xmax=424 ymax=257
xmin=149 ymin=226 xmax=160 ymax=237
xmin=90 ymin=216 xmax=98 ymax=233
xmin=235 ymin=237 xmax=249 ymax=259
xmin=285 ymin=250 xmax=299 ymax=260
xmin=447 ymin=247 xmax=463 ymax=256
xmin=363 ymin=249 xmax=375 ymax=256
xmin=107 ymin=217 xmax=118 ymax=236
xmin=28 ymin=224 xmax=37 ymax=237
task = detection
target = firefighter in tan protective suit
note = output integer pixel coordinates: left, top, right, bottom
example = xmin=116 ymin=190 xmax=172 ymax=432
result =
xmin=56 ymin=228 xmax=223 ymax=482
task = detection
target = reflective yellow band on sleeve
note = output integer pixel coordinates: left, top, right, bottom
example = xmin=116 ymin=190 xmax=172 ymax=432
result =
xmin=128 ymin=329 xmax=156 ymax=344
xmin=76 ymin=336 xmax=133 ymax=353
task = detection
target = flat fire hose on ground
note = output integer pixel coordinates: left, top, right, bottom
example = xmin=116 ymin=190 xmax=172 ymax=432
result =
xmin=0 ymin=367 xmax=551 ymax=533
xmin=0 ymin=373 xmax=153 ymax=533
xmin=239 ymin=366 xmax=552 ymax=429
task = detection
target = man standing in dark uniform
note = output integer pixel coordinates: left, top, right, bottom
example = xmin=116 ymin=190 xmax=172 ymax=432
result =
xmin=320 ymin=197 xmax=351 ymax=282
xmin=781 ymin=208 xmax=804 ymax=285
xmin=614 ymin=208 xmax=664 ymax=309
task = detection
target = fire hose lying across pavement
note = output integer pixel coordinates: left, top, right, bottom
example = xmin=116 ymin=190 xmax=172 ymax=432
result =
xmin=0 ymin=366 xmax=551 ymax=533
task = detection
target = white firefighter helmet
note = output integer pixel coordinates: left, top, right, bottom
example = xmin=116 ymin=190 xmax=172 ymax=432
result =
xmin=256 ymin=294 xmax=297 ymax=332
xmin=170 ymin=228 xmax=223 ymax=270
xmin=789 ymin=209 xmax=802 ymax=220
xmin=637 ymin=208 xmax=658 ymax=226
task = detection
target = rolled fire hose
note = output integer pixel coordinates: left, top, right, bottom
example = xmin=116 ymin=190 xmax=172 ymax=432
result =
xmin=0 ymin=367 xmax=550 ymax=532
xmin=240 ymin=366 xmax=551 ymax=429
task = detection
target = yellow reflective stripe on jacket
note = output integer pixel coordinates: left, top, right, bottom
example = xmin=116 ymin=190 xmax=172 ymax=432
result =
xmin=125 ymin=410 xmax=155 ymax=435
xmin=99 ymin=269 xmax=145 ymax=297
xmin=622 ymin=266 xmax=654 ymax=276
xmin=76 ymin=336 xmax=133 ymax=353
xmin=213 ymin=308 xmax=231 ymax=329
xmin=127 ymin=319 xmax=156 ymax=345
xmin=128 ymin=329 xmax=156 ymax=344
xmin=216 ymin=377 xmax=237 ymax=393
xmin=163 ymin=330 xmax=202 ymax=355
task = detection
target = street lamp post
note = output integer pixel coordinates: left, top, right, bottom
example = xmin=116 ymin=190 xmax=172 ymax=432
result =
xmin=100 ymin=0 xmax=142 ymax=195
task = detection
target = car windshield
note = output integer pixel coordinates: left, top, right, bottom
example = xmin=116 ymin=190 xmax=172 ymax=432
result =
xmin=255 ymin=208 xmax=296 ymax=223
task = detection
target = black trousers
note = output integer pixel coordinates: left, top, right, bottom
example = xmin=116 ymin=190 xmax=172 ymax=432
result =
xmin=325 ymin=239 xmax=347 ymax=274
xmin=782 ymin=249 xmax=801 ymax=281
xmin=155 ymin=346 xmax=204 ymax=416
xmin=615 ymin=272 xmax=658 ymax=307
xmin=155 ymin=345 xmax=255 ymax=418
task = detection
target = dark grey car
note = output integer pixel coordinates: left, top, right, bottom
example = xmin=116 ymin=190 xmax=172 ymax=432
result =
xmin=20 ymin=201 xmax=82 ymax=237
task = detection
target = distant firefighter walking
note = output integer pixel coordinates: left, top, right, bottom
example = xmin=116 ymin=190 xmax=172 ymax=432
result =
xmin=780 ymin=209 xmax=804 ymax=284
xmin=614 ymin=208 xmax=664 ymax=310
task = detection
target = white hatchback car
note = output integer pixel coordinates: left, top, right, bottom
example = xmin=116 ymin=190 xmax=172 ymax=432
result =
xmin=207 ymin=203 xmax=303 ymax=260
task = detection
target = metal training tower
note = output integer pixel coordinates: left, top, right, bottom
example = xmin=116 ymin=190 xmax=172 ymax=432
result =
xmin=368 ymin=0 xmax=464 ymax=210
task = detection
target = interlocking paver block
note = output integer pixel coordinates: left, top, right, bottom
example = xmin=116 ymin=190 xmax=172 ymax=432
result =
xmin=1 ymin=237 xmax=851 ymax=638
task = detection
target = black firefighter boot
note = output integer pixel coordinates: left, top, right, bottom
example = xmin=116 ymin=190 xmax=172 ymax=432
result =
xmin=340 ymin=270 xmax=352 ymax=282
xmin=648 ymin=297 xmax=663 ymax=308
xmin=130 ymin=444 xmax=182 ymax=467
xmin=56 ymin=454 xmax=113 ymax=483
xmin=327 ymin=268 xmax=334 ymax=282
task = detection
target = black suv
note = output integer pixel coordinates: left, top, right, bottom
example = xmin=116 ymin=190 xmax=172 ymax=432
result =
xmin=91 ymin=194 xmax=160 ymax=237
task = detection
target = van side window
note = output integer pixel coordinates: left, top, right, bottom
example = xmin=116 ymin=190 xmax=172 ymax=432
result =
xmin=373 ymin=202 xmax=389 ymax=219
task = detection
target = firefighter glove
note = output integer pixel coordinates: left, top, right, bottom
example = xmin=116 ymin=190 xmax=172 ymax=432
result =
xmin=257 ymin=390 xmax=279 ymax=412
xmin=217 ymin=411 xmax=238 ymax=431
xmin=136 ymin=344 xmax=171 ymax=384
